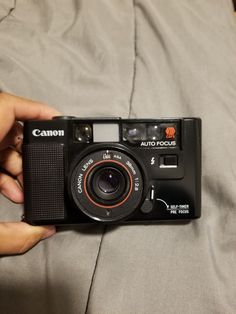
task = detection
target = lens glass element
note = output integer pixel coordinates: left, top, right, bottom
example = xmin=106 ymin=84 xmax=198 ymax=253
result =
xmin=97 ymin=168 xmax=121 ymax=194
xmin=87 ymin=165 xmax=128 ymax=204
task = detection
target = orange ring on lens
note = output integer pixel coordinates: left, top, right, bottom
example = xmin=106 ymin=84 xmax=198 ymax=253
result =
xmin=83 ymin=159 xmax=133 ymax=209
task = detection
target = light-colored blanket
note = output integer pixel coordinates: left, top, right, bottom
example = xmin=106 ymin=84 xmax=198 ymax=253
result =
xmin=0 ymin=1 xmax=236 ymax=313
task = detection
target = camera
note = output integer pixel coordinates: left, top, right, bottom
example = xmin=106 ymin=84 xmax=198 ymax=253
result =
xmin=23 ymin=116 xmax=201 ymax=225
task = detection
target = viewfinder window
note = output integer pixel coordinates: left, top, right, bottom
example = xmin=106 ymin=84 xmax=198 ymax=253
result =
xmin=93 ymin=123 xmax=119 ymax=142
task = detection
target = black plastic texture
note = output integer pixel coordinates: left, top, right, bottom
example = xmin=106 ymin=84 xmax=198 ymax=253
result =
xmin=23 ymin=143 xmax=65 ymax=222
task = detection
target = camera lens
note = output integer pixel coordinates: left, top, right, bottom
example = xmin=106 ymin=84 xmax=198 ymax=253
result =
xmin=70 ymin=149 xmax=144 ymax=222
xmin=97 ymin=168 xmax=121 ymax=194
xmin=87 ymin=165 xmax=128 ymax=204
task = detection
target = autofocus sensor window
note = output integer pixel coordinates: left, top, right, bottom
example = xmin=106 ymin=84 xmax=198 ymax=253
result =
xmin=122 ymin=124 xmax=146 ymax=143
xmin=147 ymin=124 xmax=162 ymax=140
xmin=74 ymin=124 xmax=92 ymax=143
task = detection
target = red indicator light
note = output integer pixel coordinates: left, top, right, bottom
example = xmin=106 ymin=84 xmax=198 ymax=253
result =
xmin=165 ymin=127 xmax=176 ymax=139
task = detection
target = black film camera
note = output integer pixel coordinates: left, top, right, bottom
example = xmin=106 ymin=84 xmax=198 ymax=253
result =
xmin=23 ymin=117 xmax=201 ymax=225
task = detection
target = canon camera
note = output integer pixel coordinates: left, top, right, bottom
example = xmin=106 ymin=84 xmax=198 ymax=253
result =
xmin=23 ymin=116 xmax=201 ymax=225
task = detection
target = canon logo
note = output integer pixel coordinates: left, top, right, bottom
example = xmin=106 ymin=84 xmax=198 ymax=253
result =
xmin=32 ymin=129 xmax=65 ymax=137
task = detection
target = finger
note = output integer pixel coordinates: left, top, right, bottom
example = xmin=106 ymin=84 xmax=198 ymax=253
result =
xmin=0 ymin=93 xmax=61 ymax=142
xmin=0 ymin=173 xmax=23 ymax=203
xmin=17 ymin=173 xmax=23 ymax=188
xmin=0 ymin=148 xmax=22 ymax=177
xmin=0 ymin=222 xmax=56 ymax=255
xmin=0 ymin=122 xmax=23 ymax=151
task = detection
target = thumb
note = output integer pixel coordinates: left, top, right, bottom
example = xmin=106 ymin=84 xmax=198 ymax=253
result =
xmin=0 ymin=222 xmax=56 ymax=255
xmin=0 ymin=92 xmax=61 ymax=142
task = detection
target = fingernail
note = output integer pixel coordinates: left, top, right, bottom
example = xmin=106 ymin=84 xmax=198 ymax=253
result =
xmin=42 ymin=226 xmax=56 ymax=240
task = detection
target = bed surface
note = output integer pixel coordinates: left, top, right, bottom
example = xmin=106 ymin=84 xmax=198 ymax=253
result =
xmin=0 ymin=1 xmax=236 ymax=313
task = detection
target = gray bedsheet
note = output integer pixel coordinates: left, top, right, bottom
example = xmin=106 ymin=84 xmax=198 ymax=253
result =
xmin=0 ymin=1 xmax=236 ymax=313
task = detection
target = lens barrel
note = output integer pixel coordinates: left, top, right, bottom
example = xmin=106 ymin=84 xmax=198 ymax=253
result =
xmin=70 ymin=148 xmax=143 ymax=222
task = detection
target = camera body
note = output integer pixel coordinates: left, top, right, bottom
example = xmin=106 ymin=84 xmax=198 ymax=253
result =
xmin=23 ymin=117 xmax=201 ymax=225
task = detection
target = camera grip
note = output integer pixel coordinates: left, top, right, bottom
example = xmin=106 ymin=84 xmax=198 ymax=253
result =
xmin=23 ymin=143 xmax=65 ymax=224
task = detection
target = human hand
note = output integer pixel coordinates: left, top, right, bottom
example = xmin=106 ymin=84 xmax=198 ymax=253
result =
xmin=0 ymin=93 xmax=60 ymax=255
